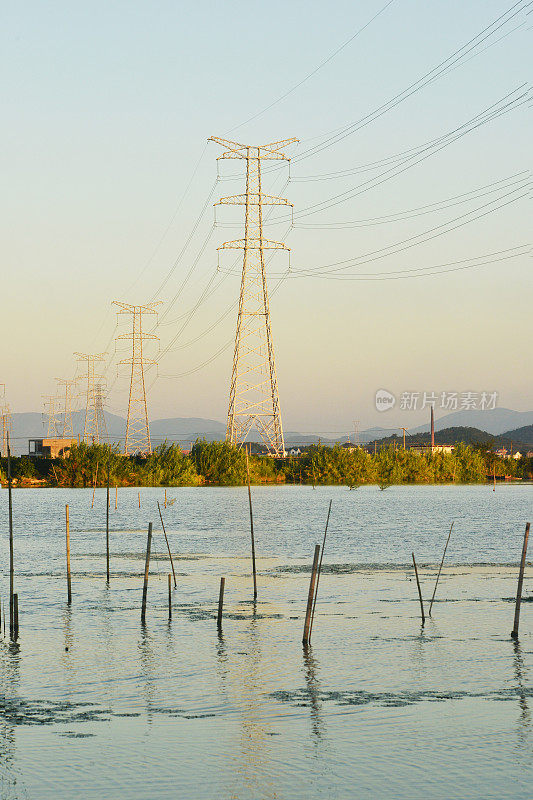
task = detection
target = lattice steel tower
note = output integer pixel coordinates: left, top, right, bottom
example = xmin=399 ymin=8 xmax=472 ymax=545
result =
xmin=55 ymin=378 xmax=77 ymax=438
xmin=113 ymin=302 xmax=160 ymax=455
xmin=42 ymin=394 xmax=61 ymax=438
xmin=94 ymin=383 xmax=108 ymax=443
xmin=75 ymin=353 xmax=107 ymax=444
xmin=0 ymin=384 xmax=12 ymax=457
xmin=209 ymin=136 xmax=297 ymax=457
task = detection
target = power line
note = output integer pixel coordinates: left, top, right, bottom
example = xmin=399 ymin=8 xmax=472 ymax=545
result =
xmin=228 ymin=0 xmax=397 ymax=133
xmin=291 ymin=184 xmax=530 ymax=276
xmin=293 ymin=0 xmax=531 ymax=163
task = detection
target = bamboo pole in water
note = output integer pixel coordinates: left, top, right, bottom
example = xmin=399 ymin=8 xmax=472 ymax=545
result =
xmin=141 ymin=523 xmax=152 ymax=624
xmin=157 ymin=501 xmax=177 ymax=588
xmin=106 ymin=463 xmax=110 ymax=583
xmin=217 ymin=577 xmax=225 ymax=629
xmin=428 ymin=522 xmax=454 ymax=616
xmin=309 ymin=500 xmax=332 ymax=638
xmin=91 ymin=462 xmax=99 ymax=509
xmin=168 ymin=574 xmax=172 ymax=621
xmin=115 ymin=485 xmax=118 ymax=510
xmin=245 ymin=451 xmax=257 ymax=601
xmin=13 ymin=594 xmax=18 ymax=641
xmin=164 ymin=489 xmax=167 ymax=509
xmin=412 ymin=553 xmax=425 ymax=624
xmin=303 ymin=545 xmax=321 ymax=644
xmin=138 ymin=491 xmax=141 ymax=509
xmin=7 ymin=433 xmax=14 ymax=639
xmin=511 ymin=523 xmax=530 ymax=639
xmin=66 ymin=504 xmax=72 ymax=604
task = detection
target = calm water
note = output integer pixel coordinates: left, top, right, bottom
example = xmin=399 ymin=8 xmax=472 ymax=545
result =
xmin=0 ymin=484 xmax=531 ymax=799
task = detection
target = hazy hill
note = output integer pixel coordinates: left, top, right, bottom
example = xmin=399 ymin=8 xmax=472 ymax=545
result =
xmin=409 ymin=408 xmax=533 ymax=435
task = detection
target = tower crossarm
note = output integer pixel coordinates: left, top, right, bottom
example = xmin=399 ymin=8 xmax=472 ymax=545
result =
xmin=112 ymin=301 xmax=161 ymax=314
xmin=209 ymin=136 xmax=298 ymax=161
xmin=216 ymin=193 xmax=292 ymax=206
xmin=218 ymin=238 xmax=289 ymax=251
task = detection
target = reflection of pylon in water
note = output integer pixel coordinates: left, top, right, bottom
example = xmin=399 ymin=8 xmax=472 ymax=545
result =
xmin=94 ymin=383 xmax=108 ymax=443
xmin=42 ymin=395 xmax=61 ymax=438
xmin=113 ymin=301 xmax=160 ymax=455
xmin=209 ymin=136 xmax=297 ymax=457
xmin=55 ymin=378 xmax=77 ymax=438
xmin=74 ymin=352 xmax=107 ymax=444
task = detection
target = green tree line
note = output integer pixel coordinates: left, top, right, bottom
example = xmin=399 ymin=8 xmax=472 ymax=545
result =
xmin=0 ymin=440 xmax=531 ymax=488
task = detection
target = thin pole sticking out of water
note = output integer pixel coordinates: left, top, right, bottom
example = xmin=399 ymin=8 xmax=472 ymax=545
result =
xmin=168 ymin=574 xmax=172 ymax=621
xmin=141 ymin=523 xmax=152 ymax=624
xmin=66 ymin=504 xmax=72 ymax=604
xmin=428 ymin=522 xmax=454 ymax=616
xmin=13 ymin=594 xmax=18 ymax=641
xmin=511 ymin=522 xmax=530 ymax=639
xmin=115 ymin=485 xmax=118 ymax=510
xmin=309 ymin=500 xmax=332 ymax=639
xmin=7 ymin=432 xmax=14 ymax=639
xmin=157 ymin=501 xmax=177 ymax=588
xmin=106 ymin=463 xmax=110 ymax=583
xmin=303 ymin=545 xmax=321 ymax=645
xmin=138 ymin=491 xmax=141 ymax=509
xmin=164 ymin=489 xmax=167 ymax=509
xmin=412 ymin=553 xmax=425 ymax=624
xmin=91 ymin=462 xmax=99 ymax=509
xmin=217 ymin=577 xmax=225 ymax=629
xmin=245 ymin=451 xmax=257 ymax=601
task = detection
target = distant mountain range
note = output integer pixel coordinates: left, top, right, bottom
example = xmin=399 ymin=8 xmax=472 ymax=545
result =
xmin=364 ymin=425 xmax=533 ymax=453
xmin=6 ymin=407 xmax=533 ymax=455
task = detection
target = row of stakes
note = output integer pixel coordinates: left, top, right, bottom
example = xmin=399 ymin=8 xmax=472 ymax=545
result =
xmin=4 ymin=433 xmax=532 ymax=644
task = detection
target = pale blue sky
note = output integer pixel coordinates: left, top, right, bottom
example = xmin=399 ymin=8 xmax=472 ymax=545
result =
xmin=1 ymin=1 xmax=531 ymax=433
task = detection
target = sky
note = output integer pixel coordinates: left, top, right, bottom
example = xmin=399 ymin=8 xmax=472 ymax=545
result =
xmin=1 ymin=0 xmax=531 ymax=437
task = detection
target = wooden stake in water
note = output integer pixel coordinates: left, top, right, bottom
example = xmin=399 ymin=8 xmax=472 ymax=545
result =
xmin=511 ymin=522 xmax=530 ymax=640
xmin=164 ymin=489 xmax=167 ymax=509
xmin=168 ymin=574 xmax=172 ymax=620
xmin=309 ymin=500 xmax=332 ymax=638
xmin=13 ymin=594 xmax=18 ymax=641
xmin=115 ymin=485 xmax=118 ymax=510
xmin=412 ymin=552 xmax=425 ymax=624
xmin=493 ymin=463 xmax=496 ymax=492
xmin=66 ymin=504 xmax=72 ymax=604
xmin=106 ymin=463 xmax=110 ymax=582
xmin=7 ymin=432 xmax=14 ymax=639
xmin=428 ymin=522 xmax=454 ymax=616
xmin=303 ymin=544 xmax=321 ymax=644
xmin=217 ymin=577 xmax=225 ymax=629
xmin=140 ymin=523 xmax=152 ymax=624
xmin=91 ymin=461 xmax=99 ymax=509
xmin=245 ymin=451 xmax=257 ymax=601
xmin=157 ymin=501 xmax=177 ymax=588
xmin=138 ymin=491 xmax=141 ymax=509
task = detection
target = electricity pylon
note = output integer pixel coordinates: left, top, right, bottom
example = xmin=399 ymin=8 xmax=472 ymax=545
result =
xmin=113 ymin=302 xmax=160 ymax=455
xmin=75 ymin=353 xmax=107 ymax=444
xmin=42 ymin=395 xmax=61 ymax=438
xmin=209 ymin=136 xmax=297 ymax=457
xmin=94 ymin=383 xmax=108 ymax=443
xmin=55 ymin=378 xmax=77 ymax=438
xmin=0 ymin=384 xmax=12 ymax=457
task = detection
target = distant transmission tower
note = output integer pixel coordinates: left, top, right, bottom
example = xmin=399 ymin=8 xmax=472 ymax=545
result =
xmin=0 ymin=384 xmax=12 ymax=457
xmin=94 ymin=383 xmax=108 ymax=443
xmin=42 ymin=395 xmax=61 ymax=438
xmin=75 ymin=353 xmax=107 ymax=444
xmin=210 ymin=136 xmax=297 ymax=457
xmin=113 ymin=302 xmax=160 ymax=455
xmin=55 ymin=378 xmax=77 ymax=438
xmin=353 ymin=420 xmax=360 ymax=447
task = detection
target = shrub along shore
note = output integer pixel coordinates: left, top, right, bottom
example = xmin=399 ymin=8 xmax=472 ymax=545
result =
xmin=1 ymin=441 xmax=531 ymax=488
